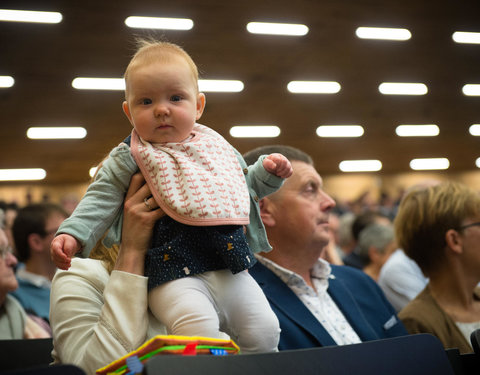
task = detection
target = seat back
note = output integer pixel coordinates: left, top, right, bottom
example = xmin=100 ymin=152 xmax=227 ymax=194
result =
xmin=144 ymin=334 xmax=455 ymax=375
xmin=0 ymin=338 xmax=53 ymax=371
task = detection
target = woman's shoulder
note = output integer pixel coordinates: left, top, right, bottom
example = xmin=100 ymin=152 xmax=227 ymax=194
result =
xmin=53 ymin=258 xmax=109 ymax=291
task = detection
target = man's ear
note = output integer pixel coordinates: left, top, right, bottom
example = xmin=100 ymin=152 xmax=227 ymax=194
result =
xmin=196 ymin=93 xmax=206 ymax=120
xmin=259 ymin=198 xmax=276 ymax=227
xmin=445 ymin=229 xmax=463 ymax=254
xmin=122 ymin=101 xmax=133 ymax=125
xmin=27 ymin=233 xmax=43 ymax=253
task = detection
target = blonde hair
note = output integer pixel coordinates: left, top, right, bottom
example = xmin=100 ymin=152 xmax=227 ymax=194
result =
xmin=124 ymin=39 xmax=199 ymax=99
xmin=89 ymin=240 xmax=119 ymax=274
xmin=394 ymin=181 xmax=480 ymax=276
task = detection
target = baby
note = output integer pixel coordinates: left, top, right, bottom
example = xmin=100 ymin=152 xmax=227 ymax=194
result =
xmin=51 ymin=40 xmax=292 ymax=353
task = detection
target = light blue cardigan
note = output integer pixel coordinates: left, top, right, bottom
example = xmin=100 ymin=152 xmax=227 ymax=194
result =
xmin=57 ymin=140 xmax=283 ymax=257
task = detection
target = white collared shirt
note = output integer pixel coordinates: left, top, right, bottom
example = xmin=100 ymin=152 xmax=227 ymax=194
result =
xmin=16 ymin=268 xmax=52 ymax=288
xmin=256 ymin=255 xmax=361 ymax=345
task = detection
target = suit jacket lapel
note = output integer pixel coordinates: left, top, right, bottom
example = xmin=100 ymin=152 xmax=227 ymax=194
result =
xmin=327 ymin=274 xmax=378 ymax=341
xmin=252 ymin=263 xmax=337 ymax=347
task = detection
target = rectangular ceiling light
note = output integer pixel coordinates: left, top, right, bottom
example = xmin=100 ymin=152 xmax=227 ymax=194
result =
xmin=287 ymin=81 xmax=341 ymax=94
xmin=0 ymin=76 xmax=14 ymax=88
xmin=452 ymin=31 xmax=480 ymax=44
xmin=395 ymin=124 xmax=439 ymax=137
xmin=125 ymin=16 xmax=193 ymax=30
xmin=379 ymin=82 xmax=428 ymax=95
xmin=469 ymin=124 xmax=480 ymax=136
xmin=339 ymin=160 xmax=382 ymax=172
xmin=72 ymin=77 xmax=125 ymax=90
xmin=462 ymin=84 xmax=480 ymax=96
xmin=0 ymin=9 xmax=62 ymax=23
xmin=27 ymin=127 xmax=87 ymax=139
xmin=410 ymin=158 xmax=449 ymax=171
xmin=198 ymin=80 xmax=244 ymax=92
xmin=355 ymin=27 xmax=411 ymax=41
xmin=316 ymin=125 xmax=364 ymax=137
xmin=0 ymin=168 xmax=46 ymax=181
xmin=229 ymin=126 xmax=280 ymax=138
xmin=246 ymin=22 xmax=308 ymax=36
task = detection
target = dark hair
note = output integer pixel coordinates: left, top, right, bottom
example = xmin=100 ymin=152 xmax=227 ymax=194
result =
xmin=12 ymin=203 xmax=68 ymax=262
xmin=352 ymin=210 xmax=390 ymax=241
xmin=243 ymin=145 xmax=313 ymax=166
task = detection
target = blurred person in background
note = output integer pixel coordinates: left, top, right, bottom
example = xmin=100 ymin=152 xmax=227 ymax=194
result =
xmin=396 ymin=181 xmax=480 ymax=353
xmin=356 ymin=223 xmax=396 ymax=281
xmin=10 ymin=203 xmax=68 ymax=327
xmin=0 ymin=209 xmax=50 ymax=339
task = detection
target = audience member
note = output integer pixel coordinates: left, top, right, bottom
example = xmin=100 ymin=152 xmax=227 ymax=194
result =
xmin=377 ymin=249 xmax=428 ymax=312
xmin=356 ymin=223 xmax=396 ymax=281
xmin=10 ymin=203 xmax=68 ymax=324
xmin=376 ymin=180 xmax=438 ymax=312
xmin=50 ymin=174 xmax=166 ymax=374
xmin=0 ymin=201 xmax=19 ymax=255
xmin=343 ymin=210 xmax=391 ymax=269
xmin=396 ymin=181 xmax=480 ymax=353
xmin=243 ymin=145 xmax=407 ymax=350
xmin=0 ymin=209 xmax=50 ymax=339
xmin=336 ymin=212 xmax=356 ymax=258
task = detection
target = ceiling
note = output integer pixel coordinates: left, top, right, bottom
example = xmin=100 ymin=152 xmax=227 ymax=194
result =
xmin=1 ymin=0 xmax=480 ymax=184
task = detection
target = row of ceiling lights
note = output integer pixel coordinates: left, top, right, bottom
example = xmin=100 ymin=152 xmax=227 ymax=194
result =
xmin=1 ymin=8 xmax=479 ymax=180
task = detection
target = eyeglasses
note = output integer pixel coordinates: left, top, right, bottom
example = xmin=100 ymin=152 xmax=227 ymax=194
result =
xmin=0 ymin=245 xmax=13 ymax=260
xmin=458 ymin=222 xmax=480 ymax=230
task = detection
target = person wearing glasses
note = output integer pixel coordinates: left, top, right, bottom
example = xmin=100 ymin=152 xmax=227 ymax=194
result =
xmin=10 ymin=203 xmax=68 ymax=327
xmin=396 ymin=181 xmax=480 ymax=353
xmin=0 ymin=209 xmax=50 ymax=339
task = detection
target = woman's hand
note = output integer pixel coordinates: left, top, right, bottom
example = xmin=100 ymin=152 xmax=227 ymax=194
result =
xmin=114 ymin=173 xmax=164 ymax=275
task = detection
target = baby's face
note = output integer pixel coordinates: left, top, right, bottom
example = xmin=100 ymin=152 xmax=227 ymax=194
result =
xmin=123 ymin=58 xmax=204 ymax=143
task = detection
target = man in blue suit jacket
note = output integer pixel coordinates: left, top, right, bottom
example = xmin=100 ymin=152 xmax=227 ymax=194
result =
xmin=243 ymin=145 xmax=407 ymax=350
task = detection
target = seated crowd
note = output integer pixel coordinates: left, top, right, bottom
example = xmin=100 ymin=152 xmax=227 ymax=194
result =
xmin=0 ymin=145 xmax=479 ymax=373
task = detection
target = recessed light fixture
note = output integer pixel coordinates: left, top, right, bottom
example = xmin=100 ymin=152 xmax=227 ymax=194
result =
xmin=287 ymin=81 xmax=341 ymax=94
xmin=0 ymin=76 xmax=14 ymax=88
xmin=379 ymin=82 xmax=428 ymax=95
xmin=27 ymin=127 xmax=87 ymax=139
xmin=452 ymin=31 xmax=480 ymax=44
xmin=0 ymin=9 xmax=62 ymax=23
xmin=246 ymin=22 xmax=308 ymax=36
xmin=198 ymin=80 xmax=244 ymax=92
xmin=355 ymin=27 xmax=411 ymax=41
xmin=229 ymin=126 xmax=280 ymax=138
xmin=72 ymin=77 xmax=125 ymax=90
xmin=410 ymin=158 xmax=449 ymax=171
xmin=0 ymin=168 xmax=46 ymax=181
xmin=395 ymin=124 xmax=439 ymax=137
xmin=316 ymin=125 xmax=364 ymax=138
xmin=469 ymin=124 xmax=480 ymax=136
xmin=462 ymin=84 xmax=480 ymax=96
xmin=339 ymin=160 xmax=382 ymax=172
xmin=124 ymin=16 xmax=193 ymax=30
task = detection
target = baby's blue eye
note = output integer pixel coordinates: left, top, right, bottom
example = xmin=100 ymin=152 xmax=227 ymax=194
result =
xmin=171 ymin=95 xmax=182 ymax=102
xmin=142 ymin=98 xmax=152 ymax=105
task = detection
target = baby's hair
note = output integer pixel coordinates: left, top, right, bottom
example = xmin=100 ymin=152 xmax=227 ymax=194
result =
xmin=124 ymin=37 xmax=200 ymax=98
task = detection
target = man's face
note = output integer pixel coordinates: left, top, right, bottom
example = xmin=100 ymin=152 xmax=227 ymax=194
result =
xmin=0 ymin=228 xmax=18 ymax=294
xmin=266 ymin=161 xmax=336 ymax=250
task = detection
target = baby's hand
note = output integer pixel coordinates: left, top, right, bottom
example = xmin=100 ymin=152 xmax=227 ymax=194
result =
xmin=262 ymin=153 xmax=293 ymax=179
xmin=50 ymin=234 xmax=81 ymax=270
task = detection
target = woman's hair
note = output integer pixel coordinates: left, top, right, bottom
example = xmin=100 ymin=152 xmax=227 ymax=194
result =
xmin=89 ymin=240 xmax=119 ymax=274
xmin=124 ymin=38 xmax=199 ymax=98
xmin=394 ymin=181 xmax=480 ymax=276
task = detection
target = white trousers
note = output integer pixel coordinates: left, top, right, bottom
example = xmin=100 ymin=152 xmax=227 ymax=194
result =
xmin=148 ymin=269 xmax=280 ymax=353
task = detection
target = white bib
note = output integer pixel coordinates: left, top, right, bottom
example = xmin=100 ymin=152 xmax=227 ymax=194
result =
xmin=131 ymin=124 xmax=250 ymax=226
